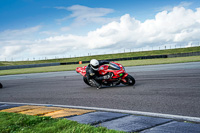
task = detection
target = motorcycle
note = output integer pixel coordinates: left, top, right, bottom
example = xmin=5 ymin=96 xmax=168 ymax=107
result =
xmin=76 ymin=62 xmax=135 ymax=87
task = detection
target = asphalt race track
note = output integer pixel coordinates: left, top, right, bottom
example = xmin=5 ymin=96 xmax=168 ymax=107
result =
xmin=0 ymin=62 xmax=200 ymax=117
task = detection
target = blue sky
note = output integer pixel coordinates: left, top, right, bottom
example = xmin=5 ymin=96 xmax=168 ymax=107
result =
xmin=1 ymin=0 xmax=200 ymax=61
xmin=0 ymin=0 xmax=194 ymax=31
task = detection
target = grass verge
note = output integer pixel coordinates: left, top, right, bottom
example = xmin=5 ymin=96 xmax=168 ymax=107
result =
xmin=0 ymin=112 xmax=123 ymax=133
xmin=0 ymin=56 xmax=200 ymax=76
xmin=1 ymin=46 xmax=200 ymax=66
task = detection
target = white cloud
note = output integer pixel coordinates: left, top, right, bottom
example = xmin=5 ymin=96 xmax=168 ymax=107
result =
xmin=84 ymin=7 xmax=200 ymax=49
xmin=28 ymin=6 xmax=200 ymax=55
xmin=39 ymin=31 xmax=58 ymax=36
xmin=1 ymin=6 xmax=200 ymax=61
xmin=3 ymin=45 xmax=25 ymax=56
xmin=0 ymin=25 xmax=41 ymax=40
xmin=178 ymin=1 xmax=193 ymax=8
xmin=0 ymin=45 xmax=27 ymax=60
xmin=55 ymin=5 xmax=115 ymax=26
xmin=156 ymin=1 xmax=193 ymax=12
xmin=0 ymin=26 xmax=41 ymax=60
xmin=60 ymin=27 xmax=70 ymax=32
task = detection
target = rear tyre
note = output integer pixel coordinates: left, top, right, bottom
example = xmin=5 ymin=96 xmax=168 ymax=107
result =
xmin=122 ymin=75 xmax=135 ymax=86
xmin=83 ymin=77 xmax=91 ymax=86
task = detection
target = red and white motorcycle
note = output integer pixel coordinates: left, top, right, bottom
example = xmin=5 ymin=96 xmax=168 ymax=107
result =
xmin=76 ymin=62 xmax=135 ymax=87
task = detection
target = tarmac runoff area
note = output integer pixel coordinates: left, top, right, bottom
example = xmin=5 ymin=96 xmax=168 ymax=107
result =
xmin=0 ymin=102 xmax=200 ymax=133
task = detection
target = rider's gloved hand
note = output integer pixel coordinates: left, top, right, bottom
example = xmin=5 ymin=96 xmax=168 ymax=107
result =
xmin=103 ymin=73 xmax=113 ymax=79
xmin=103 ymin=75 xmax=110 ymax=79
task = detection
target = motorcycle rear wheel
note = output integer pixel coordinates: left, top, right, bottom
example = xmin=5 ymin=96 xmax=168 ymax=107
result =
xmin=121 ymin=74 xmax=135 ymax=86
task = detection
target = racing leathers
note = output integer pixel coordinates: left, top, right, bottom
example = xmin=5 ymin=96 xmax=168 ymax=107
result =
xmin=86 ymin=60 xmax=110 ymax=88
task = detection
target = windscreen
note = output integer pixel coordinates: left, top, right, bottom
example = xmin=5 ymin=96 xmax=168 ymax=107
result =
xmin=109 ymin=62 xmax=121 ymax=70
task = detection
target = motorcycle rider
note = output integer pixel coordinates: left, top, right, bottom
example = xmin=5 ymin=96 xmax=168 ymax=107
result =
xmin=86 ymin=59 xmax=112 ymax=89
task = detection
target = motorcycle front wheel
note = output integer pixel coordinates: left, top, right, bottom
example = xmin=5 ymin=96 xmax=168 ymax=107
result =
xmin=121 ymin=74 xmax=135 ymax=86
xmin=83 ymin=76 xmax=91 ymax=86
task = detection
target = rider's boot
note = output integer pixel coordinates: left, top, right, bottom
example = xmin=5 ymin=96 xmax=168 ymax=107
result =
xmin=96 ymin=84 xmax=102 ymax=89
xmin=89 ymin=79 xmax=102 ymax=89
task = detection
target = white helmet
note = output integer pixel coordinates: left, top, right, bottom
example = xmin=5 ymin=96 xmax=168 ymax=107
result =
xmin=90 ymin=59 xmax=99 ymax=71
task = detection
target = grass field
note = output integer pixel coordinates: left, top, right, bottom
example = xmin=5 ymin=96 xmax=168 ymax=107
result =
xmin=0 ymin=56 xmax=200 ymax=76
xmin=0 ymin=112 xmax=123 ymax=133
xmin=0 ymin=46 xmax=200 ymax=66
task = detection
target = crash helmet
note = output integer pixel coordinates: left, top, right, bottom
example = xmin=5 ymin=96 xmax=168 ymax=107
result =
xmin=90 ymin=59 xmax=99 ymax=71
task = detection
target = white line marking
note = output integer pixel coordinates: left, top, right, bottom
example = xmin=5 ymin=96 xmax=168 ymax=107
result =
xmin=0 ymin=101 xmax=200 ymax=123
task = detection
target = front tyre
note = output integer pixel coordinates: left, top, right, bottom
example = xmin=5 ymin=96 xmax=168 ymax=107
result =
xmin=83 ymin=76 xmax=91 ymax=86
xmin=122 ymin=74 xmax=135 ymax=86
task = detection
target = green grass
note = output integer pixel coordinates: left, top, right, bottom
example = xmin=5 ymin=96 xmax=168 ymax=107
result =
xmin=0 ymin=56 xmax=200 ymax=76
xmin=0 ymin=112 xmax=123 ymax=133
xmin=118 ymin=55 xmax=200 ymax=66
xmin=1 ymin=46 xmax=200 ymax=66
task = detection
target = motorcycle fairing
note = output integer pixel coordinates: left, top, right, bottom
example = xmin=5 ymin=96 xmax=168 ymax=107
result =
xmin=76 ymin=66 xmax=87 ymax=76
xmin=76 ymin=62 xmax=129 ymax=80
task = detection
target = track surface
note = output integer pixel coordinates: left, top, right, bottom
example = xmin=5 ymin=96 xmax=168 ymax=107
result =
xmin=0 ymin=62 xmax=200 ymax=117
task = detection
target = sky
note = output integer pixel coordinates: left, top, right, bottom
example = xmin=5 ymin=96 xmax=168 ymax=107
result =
xmin=1 ymin=0 xmax=200 ymax=61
